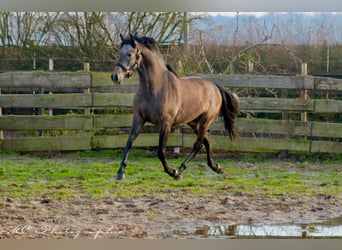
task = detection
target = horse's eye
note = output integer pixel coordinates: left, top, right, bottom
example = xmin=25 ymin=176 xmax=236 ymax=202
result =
xmin=127 ymin=53 xmax=131 ymax=57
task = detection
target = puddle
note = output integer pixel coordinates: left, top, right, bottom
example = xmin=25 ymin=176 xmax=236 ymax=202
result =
xmin=170 ymin=217 xmax=342 ymax=239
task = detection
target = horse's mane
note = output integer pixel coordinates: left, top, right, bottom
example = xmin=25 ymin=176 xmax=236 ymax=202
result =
xmin=121 ymin=34 xmax=178 ymax=77
xmin=166 ymin=64 xmax=179 ymax=77
xmin=120 ymin=35 xmax=161 ymax=57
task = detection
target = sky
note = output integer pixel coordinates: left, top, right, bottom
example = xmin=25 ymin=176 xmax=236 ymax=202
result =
xmin=2 ymin=0 xmax=342 ymax=12
xmin=202 ymin=12 xmax=268 ymax=17
xmin=201 ymin=12 xmax=334 ymax=17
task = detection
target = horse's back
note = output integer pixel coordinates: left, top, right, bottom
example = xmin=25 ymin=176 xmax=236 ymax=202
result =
xmin=171 ymin=76 xmax=222 ymax=125
xmin=178 ymin=76 xmax=221 ymax=101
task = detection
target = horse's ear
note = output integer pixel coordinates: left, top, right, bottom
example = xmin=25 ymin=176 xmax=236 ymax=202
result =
xmin=119 ymin=33 xmax=125 ymax=42
xmin=129 ymin=33 xmax=137 ymax=47
xmin=129 ymin=33 xmax=135 ymax=40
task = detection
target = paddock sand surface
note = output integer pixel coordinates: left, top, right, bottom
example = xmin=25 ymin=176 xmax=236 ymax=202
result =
xmin=1 ymin=166 xmax=341 ymax=239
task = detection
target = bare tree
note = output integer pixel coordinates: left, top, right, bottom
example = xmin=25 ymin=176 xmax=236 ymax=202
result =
xmin=0 ymin=12 xmax=60 ymax=69
xmin=50 ymin=12 xmax=117 ymax=59
xmin=0 ymin=12 xmax=55 ymax=47
xmin=0 ymin=12 xmax=11 ymax=46
xmin=123 ymin=12 xmax=188 ymax=43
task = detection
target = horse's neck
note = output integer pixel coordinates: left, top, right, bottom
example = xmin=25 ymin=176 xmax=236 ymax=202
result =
xmin=138 ymin=57 xmax=168 ymax=94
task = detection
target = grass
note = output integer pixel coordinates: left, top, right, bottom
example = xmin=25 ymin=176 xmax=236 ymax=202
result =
xmin=0 ymin=149 xmax=341 ymax=201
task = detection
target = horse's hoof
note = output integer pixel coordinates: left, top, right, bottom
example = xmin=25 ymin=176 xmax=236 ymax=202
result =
xmin=172 ymin=169 xmax=183 ymax=180
xmin=173 ymin=173 xmax=183 ymax=181
xmin=216 ymin=164 xmax=224 ymax=174
xmin=116 ymin=173 xmax=125 ymax=180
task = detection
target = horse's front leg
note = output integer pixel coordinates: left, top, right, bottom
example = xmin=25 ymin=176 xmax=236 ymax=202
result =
xmin=157 ymin=123 xmax=181 ymax=179
xmin=116 ymin=115 xmax=144 ymax=180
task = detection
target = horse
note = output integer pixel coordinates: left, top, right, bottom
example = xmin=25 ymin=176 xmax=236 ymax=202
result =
xmin=111 ymin=34 xmax=239 ymax=180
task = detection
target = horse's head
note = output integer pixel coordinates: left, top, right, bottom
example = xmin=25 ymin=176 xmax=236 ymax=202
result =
xmin=111 ymin=33 xmax=141 ymax=84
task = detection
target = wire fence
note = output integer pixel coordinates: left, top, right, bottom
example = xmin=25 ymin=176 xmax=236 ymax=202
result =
xmin=0 ymin=57 xmax=114 ymax=72
xmin=2 ymin=43 xmax=342 ymax=74
xmin=2 ymin=57 xmax=342 ymax=75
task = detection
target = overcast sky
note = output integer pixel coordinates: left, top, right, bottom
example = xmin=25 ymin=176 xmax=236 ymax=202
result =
xmin=1 ymin=0 xmax=342 ymax=12
xmin=202 ymin=12 xmax=339 ymax=17
xmin=198 ymin=12 xmax=268 ymax=17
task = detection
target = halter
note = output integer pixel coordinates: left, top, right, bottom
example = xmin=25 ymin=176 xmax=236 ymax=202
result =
xmin=116 ymin=48 xmax=141 ymax=78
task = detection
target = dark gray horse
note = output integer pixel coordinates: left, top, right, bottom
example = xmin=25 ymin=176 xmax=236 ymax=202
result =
xmin=111 ymin=34 xmax=239 ymax=180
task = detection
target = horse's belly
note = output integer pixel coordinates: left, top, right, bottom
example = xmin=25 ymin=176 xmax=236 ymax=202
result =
xmin=173 ymin=110 xmax=202 ymax=126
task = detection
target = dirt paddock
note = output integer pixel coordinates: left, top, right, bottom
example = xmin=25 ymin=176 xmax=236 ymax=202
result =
xmin=1 ymin=189 xmax=342 ymax=239
xmin=0 ymin=151 xmax=341 ymax=239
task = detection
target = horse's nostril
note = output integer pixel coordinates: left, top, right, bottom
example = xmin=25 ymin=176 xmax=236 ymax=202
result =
xmin=111 ymin=73 xmax=118 ymax=82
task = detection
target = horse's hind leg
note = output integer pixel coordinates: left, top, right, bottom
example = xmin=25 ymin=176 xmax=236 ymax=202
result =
xmin=180 ymin=133 xmax=222 ymax=175
xmin=179 ymin=119 xmax=222 ymax=177
xmin=203 ymin=135 xmax=223 ymax=173
xmin=176 ymin=122 xmax=208 ymax=178
xmin=176 ymin=140 xmax=201 ymax=179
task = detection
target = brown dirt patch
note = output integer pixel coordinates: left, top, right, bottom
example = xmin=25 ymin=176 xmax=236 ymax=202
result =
xmin=1 ymin=192 xmax=341 ymax=239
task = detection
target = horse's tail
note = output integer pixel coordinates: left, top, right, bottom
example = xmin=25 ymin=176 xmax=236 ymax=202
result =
xmin=216 ymin=84 xmax=239 ymax=140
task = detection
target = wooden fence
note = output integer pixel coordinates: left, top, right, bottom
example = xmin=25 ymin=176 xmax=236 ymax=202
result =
xmin=0 ymin=70 xmax=341 ymax=154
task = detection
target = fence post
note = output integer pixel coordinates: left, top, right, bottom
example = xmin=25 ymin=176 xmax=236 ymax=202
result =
xmin=301 ymin=63 xmax=308 ymax=142
xmin=84 ymin=63 xmax=91 ymax=115
xmin=301 ymin=63 xmax=308 ymax=123
xmin=84 ymin=63 xmax=90 ymax=72
xmin=48 ymin=58 xmax=54 ymax=116
xmin=248 ymin=60 xmax=254 ymax=74
xmin=324 ymin=40 xmax=330 ymax=73
xmin=49 ymin=58 xmax=54 ymax=71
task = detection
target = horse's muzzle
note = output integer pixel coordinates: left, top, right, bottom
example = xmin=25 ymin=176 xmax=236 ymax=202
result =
xmin=111 ymin=66 xmax=124 ymax=84
xmin=111 ymin=73 xmax=118 ymax=82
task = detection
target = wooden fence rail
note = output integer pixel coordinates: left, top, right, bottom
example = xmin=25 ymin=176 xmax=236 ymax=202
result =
xmin=0 ymin=71 xmax=341 ymax=154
